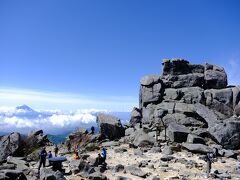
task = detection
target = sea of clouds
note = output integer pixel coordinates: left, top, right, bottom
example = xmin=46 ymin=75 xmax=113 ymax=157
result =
xmin=0 ymin=105 xmax=120 ymax=135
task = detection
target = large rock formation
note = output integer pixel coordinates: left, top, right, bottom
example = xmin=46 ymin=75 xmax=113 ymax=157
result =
xmin=23 ymin=129 xmax=50 ymax=155
xmin=131 ymin=59 xmax=240 ymax=150
xmin=0 ymin=133 xmax=23 ymax=162
xmin=0 ymin=130 xmax=50 ymax=162
xmin=96 ymin=113 xmax=125 ymax=140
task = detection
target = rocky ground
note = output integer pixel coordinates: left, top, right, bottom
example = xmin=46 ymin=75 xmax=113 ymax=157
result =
xmin=46 ymin=142 xmax=240 ymax=180
xmin=1 ymin=141 xmax=240 ymax=180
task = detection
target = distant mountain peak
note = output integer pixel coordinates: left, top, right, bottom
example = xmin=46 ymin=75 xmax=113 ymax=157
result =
xmin=15 ymin=104 xmax=34 ymax=112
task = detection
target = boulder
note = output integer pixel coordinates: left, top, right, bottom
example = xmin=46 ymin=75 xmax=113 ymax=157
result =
xmin=7 ymin=156 xmax=29 ymax=171
xmin=218 ymin=149 xmax=238 ymax=158
xmin=24 ymin=129 xmax=50 ymax=155
xmin=133 ymin=149 xmax=144 ymax=156
xmin=204 ymin=88 xmax=233 ymax=117
xmin=27 ymin=129 xmax=49 ymax=146
xmin=40 ymin=168 xmax=66 ymax=180
xmin=69 ymin=159 xmax=81 ymax=174
xmin=163 ymin=88 xmax=180 ymax=101
xmin=116 ymin=176 xmax=132 ymax=180
xmin=162 ymin=73 xmax=205 ymax=88
xmin=232 ymin=86 xmax=240 ymax=108
xmin=149 ymin=146 xmax=161 ymax=153
xmin=209 ymin=120 xmax=240 ymax=149
xmin=85 ymin=172 xmax=107 ymax=180
xmin=174 ymin=73 xmax=205 ymax=88
xmin=163 ymin=113 xmax=205 ymax=127
xmin=178 ymin=87 xmax=205 ymax=104
xmin=113 ymin=164 xmax=125 ymax=173
xmin=132 ymin=129 xmax=155 ymax=147
xmin=234 ymin=103 xmax=240 ymax=116
xmin=140 ymin=75 xmax=163 ymax=108
xmin=28 ymin=129 xmax=43 ymax=137
xmin=114 ymin=148 xmax=127 ymax=153
xmin=101 ymin=141 xmax=120 ymax=147
xmin=204 ymin=64 xmax=227 ymax=89
xmin=125 ymin=165 xmax=147 ymax=178
xmin=0 ymin=132 xmax=22 ymax=162
xmin=162 ymin=146 xmax=173 ymax=155
xmin=167 ymin=123 xmax=190 ymax=143
xmin=130 ymin=107 xmax=142 ymax=126
xmin=125 ymin=128 xmax=134 ymax=136
xmin=191 ymin=128 xmax=209 ymax=138
xmin=138 ymin=160 xmax=149 ymax=167
xmin=141 ymin=104 xmax=156 ymax=124
xmin=0 ymin=169 xmax=27 ymax=180
xmin=96 ymin=113 xmax=125 ymax=140
xmin=161 ymin=59 xmax=205 ymax=88
xmin=187 ymin=134 xmax=205 ymax=144
xmin=160 ymin=155 xmax=175 ymax=161
xmin=0 ymin=163 xmax=15 ymax=170
xmin=174 ymin=102 xmax=195 ymax=114
xmin=182 ymin=143 xmax=212 ymax=154
xmin=147 ymin=175 xmax=160 ymax=180
xmin=156 ymin=102 xmax=175 ymax=114
xmin=194 ymin=103 xmax=218 ymax=127
xmin=161 ymin=59 xmax=191 ymax=75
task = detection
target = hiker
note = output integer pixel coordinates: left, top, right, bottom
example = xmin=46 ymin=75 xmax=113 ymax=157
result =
xmin=38 ymin=147 xmax=47 ymax=173
xmin=94 ymin=148 xmax=107 ymax=166
xmin=66 ymin=142 xmax=71 ymax=152
xmin=54 ymin=145 xmax=59 ymax=157
xmin=48 ymin=151 xmax=53 ymax=166
xmin=91 ymin=126 xmax=95 ymax=134
xmin=76 ymin=144 xmax=81 ymax=154
xmin=101 ymin=148 xmax=107 ymax=162
xmin=73 ymin=151 xmax=80 ymax=160
xmin=204 ymin=152 xmax=214 ymax=178
xmin=48 ymin=151 xmax=52 ymax=159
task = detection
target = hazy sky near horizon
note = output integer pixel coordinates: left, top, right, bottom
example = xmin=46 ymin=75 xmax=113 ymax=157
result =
xmin=0 ymin=0 xmax=240 ymax=111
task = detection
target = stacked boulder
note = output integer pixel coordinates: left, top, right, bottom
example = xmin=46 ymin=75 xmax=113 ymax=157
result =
xmin=0 ymin=133 xmax=23 ymax=162
xmin=96 ymin=113 xmax=125 ymax=141
xmin=0 ymin=130 xmax=50 ymax=163
xmin=130 ymin=59 xmax=240 ymax=150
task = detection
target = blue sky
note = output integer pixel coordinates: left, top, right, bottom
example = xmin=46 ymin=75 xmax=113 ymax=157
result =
xmin=0 ymin=0 xmax=240 ymax=111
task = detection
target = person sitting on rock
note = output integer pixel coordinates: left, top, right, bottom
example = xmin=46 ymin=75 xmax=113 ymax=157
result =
xmin=101 ymin=148 xmax=107 ymax=160
xmin=48 ymin=151 xmax=53 ymax=166
xmin=94 ymin=147 xmax=107 ymax=166
xmin=48 ymin=151 xmax=52 ymax=159
xmin=73 ymin=151 xmax=80 ymax=160
xmin=38 ymin=147 xmax=47 ymax=173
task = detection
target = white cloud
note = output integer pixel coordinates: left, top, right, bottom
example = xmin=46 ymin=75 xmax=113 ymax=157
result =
xmin=0 ymin=106 xmax=107 ymax=134
xmin=226 ymin=58 xmax=240 ymax=85
xmin=48 ymin=113 xmax=96 ymax=126
xmin=0 ymin=105 xmax=130 ymax=134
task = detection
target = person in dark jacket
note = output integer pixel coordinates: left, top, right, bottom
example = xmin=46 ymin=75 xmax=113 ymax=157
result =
xmin=38 ymin=147 xmax=47 ymax=173
xmin=54 ymin=145 xmax=59 ymax=157
xmin=48 ymin=151 xmax=52 ymax=159
xmin=90 ymin=126 xmax=95 ymax=134
xmin=204 ymin=152 xmax=214 ymax=178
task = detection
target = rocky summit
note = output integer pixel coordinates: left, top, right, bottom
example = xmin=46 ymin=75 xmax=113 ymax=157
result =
xmin=132 ymin=59 xmax=240 ymax=150
xmin=1 ymin=59 xmax=240 ymax=180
